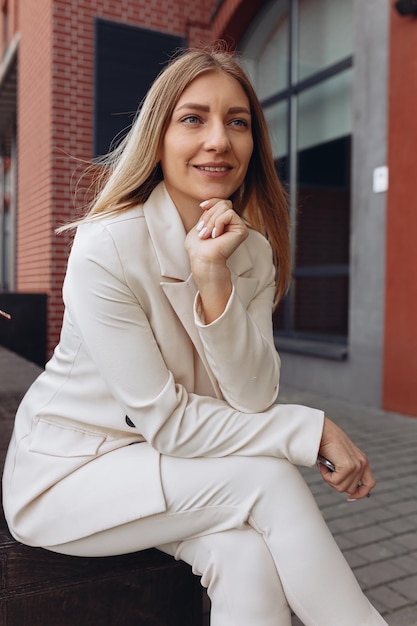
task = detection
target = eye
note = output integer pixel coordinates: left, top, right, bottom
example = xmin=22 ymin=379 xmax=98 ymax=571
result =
xmin=181 ymin=115 xmax=201 ymax=125
xmin=229 ymin=118 xmax=249 ymax=128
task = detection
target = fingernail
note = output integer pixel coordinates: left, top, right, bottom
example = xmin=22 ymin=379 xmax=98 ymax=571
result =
xmin=211 ymin=227 xmax=217 ymax=238
xmin=196 ymin=220 xmax=205 ymax=231
xmin=198 ymin=227 xmax=208 ymax=238
xmin=347 ymin=497 xmax=357 ymax=502
xmin=200 ymin=200 xmax=209 ymax=208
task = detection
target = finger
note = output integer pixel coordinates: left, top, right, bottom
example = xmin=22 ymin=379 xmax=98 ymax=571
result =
xmin=319 ymin=459 xmax=375 ymax=499
xmin=318 ymin=454 xmax=362 ymax=490
xmin=344 ymin=464 xmax=367 ymax=495
xmin=348 ymin=466 xmax=376 ymax=501
xmin=317 ymin=462 xmax=334 ymax=481
xmin=211 ymin=208 xmax=242 ymax=239
xmin=196 ymin=200 xmax=233 ymax=238
xmin=200 ymin=198 xmax=232 ymax=211
xmin=347 ymin=481 xmax=373 ymax=501
xmin=198 ymin=207 xmax=243 ymax=240
xmin=321 ymin=470 xmax=373 ymax=499
xmin=343 ymin=453 xmax=373 ymax=496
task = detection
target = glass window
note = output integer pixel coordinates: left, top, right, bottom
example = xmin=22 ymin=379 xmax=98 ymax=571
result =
xmin=240 ymin=0 xmax=353 ymax=345
xmin=298 ymin=0 xmax=354 ymax=80
xmin=264 ymin=100 xmax=288 ymax=161
xmin=94 ymin=20 xmax=184 ymax=157
xmin=297 ymin=69 xmax=352 ymax=152
xmin=257 ymin=13 xmax=289 ymax=98
xmin=240 ymin=0 xmax=289 ymax=99
xmin=294 ymin=70 xmax=352 ymax=337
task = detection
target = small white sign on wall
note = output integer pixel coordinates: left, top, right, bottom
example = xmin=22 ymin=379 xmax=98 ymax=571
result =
xmin=373 ymin=166 xmax=389 ymax=193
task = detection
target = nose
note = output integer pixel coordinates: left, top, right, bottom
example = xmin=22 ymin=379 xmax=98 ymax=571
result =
xmin=203 ymin=119 xmax=231 ymax=153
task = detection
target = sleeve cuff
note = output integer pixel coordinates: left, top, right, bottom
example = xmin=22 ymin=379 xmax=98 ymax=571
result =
xmin=194 ymin=285 xmax=236 ymax=327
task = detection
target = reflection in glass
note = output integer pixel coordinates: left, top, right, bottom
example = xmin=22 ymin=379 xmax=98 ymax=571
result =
xmin=298 ymin=69 xmax=352 ymax=152
xmin=294 ymin=74 xmax=352 ymax=338
xmin=294 ymin=275 xmax=349 ymax=336
xmin=298 ymin=0 xmax=353 ymax=80
xmin=239 ymin=0 xmax=289 ymax=100
xmin=264 ymin=101 xmax=288 ymax=161
xmin=296 ymin=138 xmax=351 ymax=268
xmin=241 ymin=0 xmax=354 ymax=342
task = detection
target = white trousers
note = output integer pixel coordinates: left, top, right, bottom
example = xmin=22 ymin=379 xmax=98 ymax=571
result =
xmin=48 ymin=455 xmax=387 ymax=626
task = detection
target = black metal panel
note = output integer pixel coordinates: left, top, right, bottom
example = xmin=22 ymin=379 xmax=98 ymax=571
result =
xmin=94 ymin=19 xmax=184 ymax=157
xmin=0 ymin=293 xmax=47 ymax=367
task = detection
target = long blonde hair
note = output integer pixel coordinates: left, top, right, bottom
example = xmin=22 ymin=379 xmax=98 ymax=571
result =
xmin=61 ymin=45 xmax=291 ymax=304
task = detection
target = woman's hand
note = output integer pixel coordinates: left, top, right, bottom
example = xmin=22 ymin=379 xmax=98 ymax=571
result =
xmin=185 ymin=198 xmax=248 ymax=267
xmin=185 ymin=198 xmax=248 ymax=324
xmin=318 ymin=417 xmax=376 ymax=500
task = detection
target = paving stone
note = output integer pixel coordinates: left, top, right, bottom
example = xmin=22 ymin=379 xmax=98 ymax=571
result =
xmin=326 ymin=507 xmax=375 ymax=528
xmin=343 ymin=547 xmax=367 ymax=568
xmin=367 ymin=585 xmax=410 ymax=611
xmin=313 ymin=491 xmax=341 ymax=509
xmin=390 ymin=574 xmax=417 ymax=602
xmin=381 ymin=517 xmax=417 ymax=535
xmin=361 ymin=506 xmax=398 ymax=523
xmin=399 ymin=475 xmax=417 ymax=488
xmin=0 ymin=347 xmax=42 ymax=393
xmin=394 ymin=533 xmax=417 ymax=550
xmin=375 ymin=538 xmax=411 ymax=557
xmin=385 ymin=605 xmax=417 ymax=626
xmin=342 ymin=525 xmax=393 ymax=547
xmin=352 ymin=542 xmax=398 ymax=565
xmin=388 ymin=501 xmax=417 ymax=516
xmin=373 ymin=491 xmax=417 ymax=506
xmin=355 ymin=561 xmax=407 ymax=588
xmin=390 ymin=554 xmax=417 ymax=575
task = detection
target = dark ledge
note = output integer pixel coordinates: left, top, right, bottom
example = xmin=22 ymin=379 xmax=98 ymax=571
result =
xmin=274 ymin=336 xmax=348 ymax=361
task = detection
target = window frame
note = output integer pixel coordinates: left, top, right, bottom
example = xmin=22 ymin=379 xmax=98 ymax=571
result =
xmin=256 ymin=0 xmax=354 ymax=356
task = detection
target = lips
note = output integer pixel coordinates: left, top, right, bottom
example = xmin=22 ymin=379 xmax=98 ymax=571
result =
xmin=194 ymin=162 xmax=233 ymax=171
xmin=197 ymin=166 xmax=230 ymax=172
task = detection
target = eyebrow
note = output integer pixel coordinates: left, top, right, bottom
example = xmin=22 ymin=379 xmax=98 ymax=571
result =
xmin=175 ymin=103 xmax=251 ymax=115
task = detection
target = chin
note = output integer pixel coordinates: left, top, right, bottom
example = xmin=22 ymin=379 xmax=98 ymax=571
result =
xmin=199 ymin=184 xmax=237 ymax=200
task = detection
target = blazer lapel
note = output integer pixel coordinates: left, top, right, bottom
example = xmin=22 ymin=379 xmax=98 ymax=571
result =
xmin=143 ymin=182 xmax=191 ymax=282
xmin=143 ymin=183 xmax=199 ymax=337
xmin=143 ymin=183 xmax=259 ymax=396
xmin=143 ymin=184 xmax=222 ymax=395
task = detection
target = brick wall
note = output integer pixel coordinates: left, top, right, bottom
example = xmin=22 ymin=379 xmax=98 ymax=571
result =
xmin=16 ymin=0 xmax=265 ymax=356
xmin=18 ymin=0 xmax=54 ymax=303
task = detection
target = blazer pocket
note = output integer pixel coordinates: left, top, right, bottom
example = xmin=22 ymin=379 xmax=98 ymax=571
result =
xmin=29 ymin=419 xmax=106 ymax=457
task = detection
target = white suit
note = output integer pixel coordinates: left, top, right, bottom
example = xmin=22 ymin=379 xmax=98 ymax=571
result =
xmin=2 ymin=183 xmax=386 ymax=625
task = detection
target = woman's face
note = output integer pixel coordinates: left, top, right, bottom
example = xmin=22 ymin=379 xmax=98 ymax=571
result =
xmin=159 ymin=71 xmax=254 ymax=219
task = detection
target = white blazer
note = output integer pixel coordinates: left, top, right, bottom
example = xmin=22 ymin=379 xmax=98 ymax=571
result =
xmin=2 ymin=182 xmax=324 ymax=547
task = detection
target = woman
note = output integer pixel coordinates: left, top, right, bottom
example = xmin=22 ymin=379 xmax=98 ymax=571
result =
xmin=2 ymin=46 xmax=387 ymax=625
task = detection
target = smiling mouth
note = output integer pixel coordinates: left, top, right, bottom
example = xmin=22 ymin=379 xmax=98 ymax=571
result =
xmin=195 ymin=166 xmax=231 ymax=172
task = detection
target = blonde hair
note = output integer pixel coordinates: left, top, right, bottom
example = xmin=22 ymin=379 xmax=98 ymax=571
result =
xmin=61 ymin=44 xmax=291 ymax=304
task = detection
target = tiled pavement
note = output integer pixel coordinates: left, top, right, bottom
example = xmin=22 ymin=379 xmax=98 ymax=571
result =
xmin=1 ymin=346 xmax=417 ymax=625
xmin=277 ymin=388 xmax=417 ymax=626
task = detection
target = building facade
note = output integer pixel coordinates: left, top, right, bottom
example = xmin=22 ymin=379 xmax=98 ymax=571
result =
xmin=0 ymin=0 xmax=416 ymax=416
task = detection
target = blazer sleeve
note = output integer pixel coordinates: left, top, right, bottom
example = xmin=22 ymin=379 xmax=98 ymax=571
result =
xmin=64 ymin=221 xmax=324 ymax=467
xmin=194 ymin=231 xmax=281 ymax=413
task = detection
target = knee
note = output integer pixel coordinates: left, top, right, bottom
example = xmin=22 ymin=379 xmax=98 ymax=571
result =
xmin=237 ymin=456 xmax=306 ymax=500
xmin=174 ymin=528 xmax=291 ymax=625
xmin=175 ymin=527 xmax=278 ymax=592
